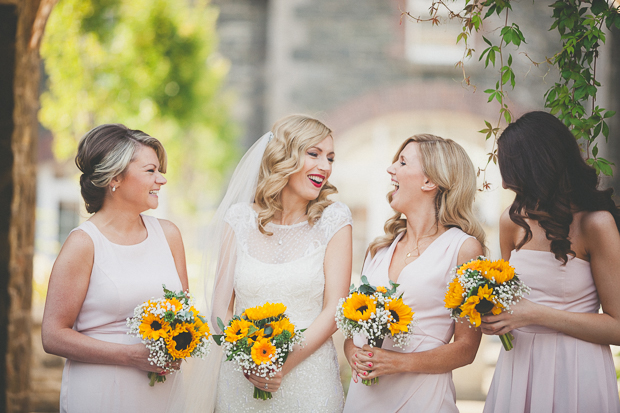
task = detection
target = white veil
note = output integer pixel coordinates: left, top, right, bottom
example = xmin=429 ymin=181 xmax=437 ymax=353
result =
xmin=166 ymin=131 xmax=273 ymax=413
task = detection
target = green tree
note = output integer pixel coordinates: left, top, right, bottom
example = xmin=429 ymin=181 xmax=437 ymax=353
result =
xmin=40 ymin=0 xmax=237 ymax=206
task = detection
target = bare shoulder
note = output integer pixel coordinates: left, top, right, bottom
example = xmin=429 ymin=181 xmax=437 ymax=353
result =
xmin=580 ymin=210 xmax=619 ymax=240
xmin=457 ymin=236 xmax=484 ymax=265
xmin=499 ymin=207 xmax=517 ymax=229
xmin=158 ymin=218 xmax=182 ymax=239
xmin=60 ymin=229 xmax=94 ymax=258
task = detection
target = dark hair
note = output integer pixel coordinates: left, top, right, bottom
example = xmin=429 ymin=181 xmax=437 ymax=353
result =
xmin=75 ymin=124 xmax=167 ymax=213
xmin=498 ymin=111 xmax=620 ymax=264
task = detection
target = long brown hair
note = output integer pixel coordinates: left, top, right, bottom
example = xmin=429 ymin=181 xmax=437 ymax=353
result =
xmin=498 ymin=111 xmax=620 ymax=264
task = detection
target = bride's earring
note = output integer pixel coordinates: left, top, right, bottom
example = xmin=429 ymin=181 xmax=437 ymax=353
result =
xmin=112 ymin=186 xmax=116 ymax=192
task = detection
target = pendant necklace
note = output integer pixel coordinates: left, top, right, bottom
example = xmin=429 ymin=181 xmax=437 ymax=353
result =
xmin=404 ymin=228 xmax=437 ymax=263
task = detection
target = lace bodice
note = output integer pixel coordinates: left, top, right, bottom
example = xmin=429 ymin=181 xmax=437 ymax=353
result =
xmin=224 ymin=201 xmax=352 ymax=329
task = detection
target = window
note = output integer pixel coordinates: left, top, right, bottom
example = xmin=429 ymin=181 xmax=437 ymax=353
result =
xmin=405 ymin=0 xmax=467 ymax=66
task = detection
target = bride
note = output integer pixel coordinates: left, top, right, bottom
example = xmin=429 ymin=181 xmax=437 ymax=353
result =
xmin=193 ymin=114 xmax=352 ymax=412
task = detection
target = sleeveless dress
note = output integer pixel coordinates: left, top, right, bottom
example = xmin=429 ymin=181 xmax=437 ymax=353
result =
xmin=215 ymin=202 xmax=352 ymax=413
xmin=344 ymin=227 xmax=473 ymax=413
xmin=59 ymin=215 xmax=183 ymax=413
xmin=483 ymin=249 xmax=620 ymax=413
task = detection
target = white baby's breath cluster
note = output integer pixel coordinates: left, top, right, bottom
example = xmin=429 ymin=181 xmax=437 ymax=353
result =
xmin=126 ymin=286 xmax=211 ymax=378
xmin=336 ymin=280 xmax=416 ymax=350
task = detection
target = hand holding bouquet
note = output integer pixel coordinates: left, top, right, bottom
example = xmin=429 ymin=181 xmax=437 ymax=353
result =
xmin=444 ymin=256 xmax=530 ymax=351
xmin=126 ymin=285 xmax=211 ymax=386
xmin=336 ymin=276 xmax=416 ymax=385
xmin=213 ymin=302 xmax=305 ymax=400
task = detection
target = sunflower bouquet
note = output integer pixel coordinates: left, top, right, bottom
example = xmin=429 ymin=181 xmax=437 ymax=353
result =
xmin=444 ymin=256 xmax=530 ymax=351
xmin=213 ymin=302 xmax=305 ymax=400
xmin=126 ymin=285 xmax=211 ymax=386
xmin=335 ymin=276 xmax=416 ymax=385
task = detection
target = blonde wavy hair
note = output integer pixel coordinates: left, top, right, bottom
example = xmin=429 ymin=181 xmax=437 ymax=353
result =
xmin=254 ymin=114 xmax=337 ymax=235
xmin=368 ymin=134 xmax=487 ymax=257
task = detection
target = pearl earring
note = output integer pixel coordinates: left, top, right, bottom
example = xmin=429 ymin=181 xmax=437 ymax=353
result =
xmin=112 ymin=186 xmax=116 ymax=192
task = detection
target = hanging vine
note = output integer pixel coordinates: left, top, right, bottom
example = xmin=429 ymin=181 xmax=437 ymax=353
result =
xmin=403 ymin=0 xmax=620 ymax=186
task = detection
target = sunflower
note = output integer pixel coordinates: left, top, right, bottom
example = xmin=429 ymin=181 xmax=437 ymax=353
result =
xmin=271 ymin=317 xmax=296 ymax=338
xmin=251 ymin=338 xmax=276 ymax=365
xmin=444 ymin=278 xmax=465 ymax=309
xmin=194 ymin=316 xmax=211 ymax=338
xmin=484 ymin=259 xmax=515 ymax=283
xmin=166 ymin=323 xmax=200 ymax=359
xmin=376 ymin=286 xmax=387 ymax=293
xmin=385 ymin=298 xmax=414 ymax=335
xmin=225 ymin=318 xmax=253 ymax=343
xmin=139 ymin=313 xmax=171 ymax=340
xmin=456 ymin=259 xmax=488 ymax=276
xmin=342 ymin=293 xmax=377 ymax=322
xmin=460 ymin=296 xmax=483 ymax=327
xmin=247 ymin=328 xmax=266 ymax=344
xmin=164 ymin=298 xmax=183 ymax=313
xmin=244 ymin=302 xmax=287 ymax=321
xmin=476 ymin=285 xmax=503 ymax=316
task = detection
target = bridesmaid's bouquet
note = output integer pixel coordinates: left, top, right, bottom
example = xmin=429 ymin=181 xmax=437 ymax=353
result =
xmin=335 ymin=276 xmax=416 ymax=385
xmin=126 ymin=285 xmax=211 ymax=386
xmin=213 ymin=302 xmax=305 ymax=400
xmin=444 ymin=256 xmax=530 ymax=351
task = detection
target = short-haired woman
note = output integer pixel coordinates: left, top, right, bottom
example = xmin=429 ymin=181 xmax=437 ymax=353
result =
xmin=41 ymin=124 xmax=189 ymax=412
xmin=481 ymin=111 xmax=620 ymax=413
xmin=343 ymin=134 xmax=484 ymax=412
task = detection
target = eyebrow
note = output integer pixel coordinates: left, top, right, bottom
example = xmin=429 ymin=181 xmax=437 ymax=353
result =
xmin=142 ymin=163 xmax=158 ymax=168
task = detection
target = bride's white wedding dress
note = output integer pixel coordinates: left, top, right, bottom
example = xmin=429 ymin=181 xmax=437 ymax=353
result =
xmin=215 ymin=201 xmax=351 ymax=413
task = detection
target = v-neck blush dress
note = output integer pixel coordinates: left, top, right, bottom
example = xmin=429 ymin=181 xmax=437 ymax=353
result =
xmin=483 ymin=249 xmax=620 ymax=413
xmin=344 ymin=227 xmax=473 ymax=413
xmin=59 ymin=215 xmax=183 ymax=413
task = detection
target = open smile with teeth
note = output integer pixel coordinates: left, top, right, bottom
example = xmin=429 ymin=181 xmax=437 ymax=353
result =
xmin=308 ymin=175 xmax=325 ymax=188
xmin=392 ymin=181 xmax=399 ymax=189
xmin=149 ymin=190 xmax=159 ymax=195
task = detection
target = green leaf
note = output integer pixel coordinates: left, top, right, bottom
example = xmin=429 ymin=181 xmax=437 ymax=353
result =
xmin=217 ymin=317 xmax=226 ymax=332
xmin=591 ymin=0 xmax=609 ymax=15
xmin=592 ymin=144 xmax=599 ymax=157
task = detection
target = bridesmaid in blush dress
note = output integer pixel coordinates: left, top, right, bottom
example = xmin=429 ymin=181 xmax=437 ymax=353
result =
xmin=343 ymin=134 xmax=485 ymax=412
xmin=481 ymin=111 xmax=620 ymax=413
xmin=41 ymin=124 xmax=189 ymax=412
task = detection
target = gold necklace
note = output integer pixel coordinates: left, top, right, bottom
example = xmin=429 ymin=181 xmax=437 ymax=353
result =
xmin=403 ymin=228 xmax=437 ymax=263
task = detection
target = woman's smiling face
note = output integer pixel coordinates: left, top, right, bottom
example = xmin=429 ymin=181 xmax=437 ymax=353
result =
xmin=387 ymin=142 xmax=427 ymax=213
xmin=283 ymin=135 xmax=334 ymax=203
xmin=113 ymin=144 xmax=167 ymax=212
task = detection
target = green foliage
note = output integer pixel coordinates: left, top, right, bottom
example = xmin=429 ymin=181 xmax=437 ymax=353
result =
xmin=405 ymin=0 xmax=619 ymax=185
xmin=40 ymin=0 xmax=237 ymax=206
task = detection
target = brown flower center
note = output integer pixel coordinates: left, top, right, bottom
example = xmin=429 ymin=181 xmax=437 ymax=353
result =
xmin=151 ymin=321 xmax=162 ymax=330
xmin=389 ymin=309 xmax=400 ymax=323
xmin=174 ymin=331 xmax=193 ymax=351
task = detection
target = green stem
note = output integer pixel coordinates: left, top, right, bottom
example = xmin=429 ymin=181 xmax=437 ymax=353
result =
xmin=253 ymin=386 xmax=273 ymax=400
xmin=499 ymin=332 xmax=514 ymax=351
xmin=362 ymin=377 xmax=380 ymax=386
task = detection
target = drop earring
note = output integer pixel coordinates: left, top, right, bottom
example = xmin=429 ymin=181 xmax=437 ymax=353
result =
xmin=112 ymin=186 xmax=116 ymax=192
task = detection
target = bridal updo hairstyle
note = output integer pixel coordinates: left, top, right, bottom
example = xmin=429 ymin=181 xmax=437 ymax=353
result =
xmin=369 ymin=134 xmax=487 ymax=257
xmin=254 ymin=114 xmax=337 ymax=235
xmin=75 ymin=124 xmax=167 ymax=213
xmin=498 ymin=111 xmax=620 ymax=264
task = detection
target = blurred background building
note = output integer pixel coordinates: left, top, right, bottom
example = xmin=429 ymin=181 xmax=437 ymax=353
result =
xmin=20 ymin=0 xmax=620 ymax=411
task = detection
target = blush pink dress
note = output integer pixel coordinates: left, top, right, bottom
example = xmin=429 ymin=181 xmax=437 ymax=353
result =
xmin=344 ymin=227 xmax=473 ymax=413
xmin=483 ymin=249 xmax=620 ymax=413
xmin=59 ymin=215 xmax=183 ymax=413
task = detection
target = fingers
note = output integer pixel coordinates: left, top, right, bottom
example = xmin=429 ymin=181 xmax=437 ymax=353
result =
xmin=243 ymin=370 xmax=283 ymax=393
